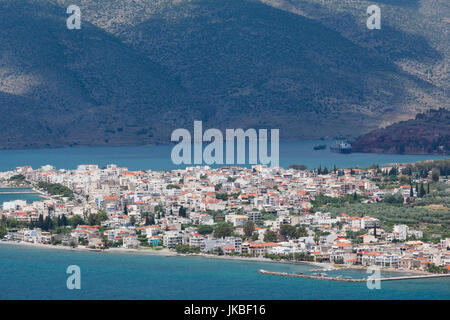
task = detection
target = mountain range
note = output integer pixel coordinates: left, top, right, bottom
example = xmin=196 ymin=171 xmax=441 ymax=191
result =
xmin=0 ymin=0 xmax=448 ymax=149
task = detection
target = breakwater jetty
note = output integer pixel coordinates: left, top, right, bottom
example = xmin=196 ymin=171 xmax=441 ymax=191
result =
xmin=258 ymin=269 xmax=450 ymax=282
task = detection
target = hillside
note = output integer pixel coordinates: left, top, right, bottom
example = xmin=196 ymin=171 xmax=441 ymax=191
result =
xmin=352 ymin=108 xmax=450 ymax=154
xmin=0 ymin=0 xmax=448 ymax=148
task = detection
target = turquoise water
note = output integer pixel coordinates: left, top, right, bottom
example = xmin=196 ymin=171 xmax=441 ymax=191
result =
xmin=0 ymin=244 xmax=449 ymax=300
xmin=0 ymin=141 xmax=446 ymax=171
xmin=0 ymin=188 xmax=43 ymax=205
xmin=0 ymin=145 xmax=448 ymax=300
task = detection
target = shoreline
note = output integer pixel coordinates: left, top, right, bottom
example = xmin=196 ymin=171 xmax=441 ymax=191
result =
xmin=0 ymin=240 xmax=331 ymax=269
xmin=0 ymin=186 xmax=48 ymax=201
xmin=0 ymin=241 xmax=435 ymax=275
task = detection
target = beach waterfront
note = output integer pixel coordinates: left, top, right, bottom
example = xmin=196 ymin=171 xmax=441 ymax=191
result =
xmin=0 ymin=142 xmax=446 ymax=172
xmin=1 ymin=243 xmax=449 ymax=300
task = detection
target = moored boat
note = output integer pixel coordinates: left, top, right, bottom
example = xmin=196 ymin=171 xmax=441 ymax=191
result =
xmin=330 ymin=140 xmax=352 ymax=153
xmin=313 ymin=144 xmax=327 ymax=150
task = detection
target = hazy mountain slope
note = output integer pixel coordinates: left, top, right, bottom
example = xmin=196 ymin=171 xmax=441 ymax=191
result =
xmin=0 ymin=0 xmax=199 ymax=148
xmin=0 ymin=0 xmax=448 ymax=148
xmin=261 ymin=0 xmax=450 ymax=122
xmin=121 ymin=0 xmax=441 ymax=133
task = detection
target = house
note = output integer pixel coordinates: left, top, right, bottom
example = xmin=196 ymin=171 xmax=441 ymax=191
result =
xmin=163 ymin=231 xmax=184 ymax=248
xmin=225 ymin=214 xmax=249 ymax=227
xmin=361 ymin=234 xmax=377 ymax=244
xmin=248 ymin=242 xmax=277 ymax=256
xmin=123 ymin=236 xmax=139 ymax=248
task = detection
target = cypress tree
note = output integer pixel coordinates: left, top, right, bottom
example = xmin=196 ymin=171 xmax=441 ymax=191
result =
xmin=419 ymin=183 xmax=426 ymax=198
xmin=38 ymin=214 xmax=44 ymax=229
xmin=179 ymin=206 xmax=187 ymax=218
xmin=61 ymin=214 xmax=68 ymax=226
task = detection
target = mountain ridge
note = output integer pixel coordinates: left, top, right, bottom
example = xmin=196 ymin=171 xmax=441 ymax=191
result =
xmin=0 ymin=0 xmax=448 ymax=149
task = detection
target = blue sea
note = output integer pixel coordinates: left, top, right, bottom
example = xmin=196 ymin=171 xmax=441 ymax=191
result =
xmin=0 ymin=244 xmax=449 ymax=300
xmin=0 ymin=188 xmax=43 ymax=205
xmin=0 ymin=141 xmax=446 ymax=171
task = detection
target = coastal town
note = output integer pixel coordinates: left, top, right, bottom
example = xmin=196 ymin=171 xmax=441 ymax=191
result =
xmin=0 ymin=161 xmax=449 ymax=274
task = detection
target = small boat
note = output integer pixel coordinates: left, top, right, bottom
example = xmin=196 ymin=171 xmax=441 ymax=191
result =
xmin=313 ymin=144 xmax=327 ymax=150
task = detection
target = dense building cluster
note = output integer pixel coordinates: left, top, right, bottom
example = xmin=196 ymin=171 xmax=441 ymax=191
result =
xmin=1 ymin=164 xmax=449 ymax=272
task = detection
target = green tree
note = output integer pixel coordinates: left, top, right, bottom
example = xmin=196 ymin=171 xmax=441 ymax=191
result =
xmin=389 ymin=167 xmax=398 ymax=176
xmin=264 ymin=230 xmax=277 ymax=242
xmin=243 ymin=220 xmax=255 ymax=237
xmin=198 ymin=225 xmax=214 ymax=235
xmin=280 ymin=225 xmax=298 ymax=240
xmin=0 ymin=226 xmax=7 ymax=239
xmin=213 ymin=223 xmax=233 ymax=238
xmin=289 ymin=164 xmax=307 ymax=170
xmin=61 ymin=214 xmax=68 ymax=226
xmin=419 ymin=183 xmax=426 ymax=198
xmin=38 ymin=214 xmax=44 ymax=229
xmin=178 ymin=206 xmax=187 ymax=218
xmin=87 ymin=211 xmax=108 ymax=226
xmin=383 ymin=193 xmax=404 ymax=204
xmin=432 ymin=168 xmax=440 ymax=182
xmin=296 ymin=225 xmax=308 ymax=238
xmin=43 ymin=216 xmax=54 ymax=231
xmin=37 ymin=182 xmax=74 ymax=198
xmin=68 ymin=215 xmax=84 ymax=228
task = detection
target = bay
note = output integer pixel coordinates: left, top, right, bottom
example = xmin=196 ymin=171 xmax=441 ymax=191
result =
xmin=0 ymin=188 xmax=43 ymax=205
xmin=0 ymin=141 xmax=446 ymax=172
xmin=0 ymin=244 xmax=449 ymax=300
